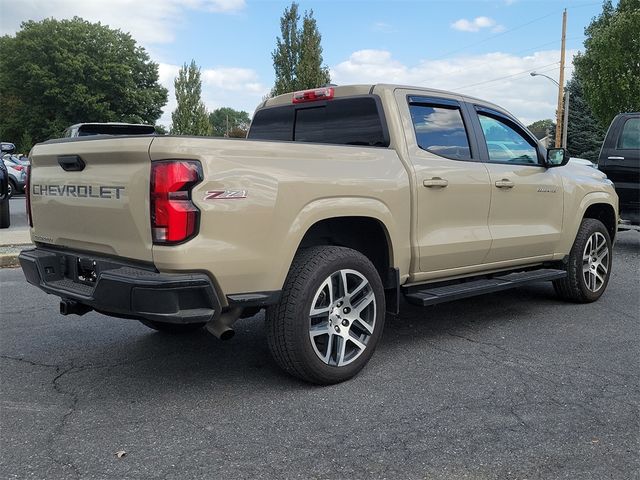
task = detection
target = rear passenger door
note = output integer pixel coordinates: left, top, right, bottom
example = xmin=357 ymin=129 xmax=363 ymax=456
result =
xmin=469 ymin=106 xmax=564 ymax=263
xmin=396 ymin=91 xmax=492 ymax=274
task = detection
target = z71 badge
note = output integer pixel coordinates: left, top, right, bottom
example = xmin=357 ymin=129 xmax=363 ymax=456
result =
xmin=204 ymin=190 xmax=247 ymax=200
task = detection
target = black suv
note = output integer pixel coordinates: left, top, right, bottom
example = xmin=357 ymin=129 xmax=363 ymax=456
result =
xmin=598 ymin=113 xmax=640 ymax=226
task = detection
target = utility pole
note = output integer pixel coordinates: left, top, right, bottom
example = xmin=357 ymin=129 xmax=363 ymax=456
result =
xmin=555 ymin=8 xmax=567 ymax=148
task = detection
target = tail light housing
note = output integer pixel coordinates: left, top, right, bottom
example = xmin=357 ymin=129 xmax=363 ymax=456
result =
xmin=292 ymin=87 xmax=334 ymax=103
xmin=150 ymin=160 xmax=202 ymax=245
xmin=26 ymin=164 xmax=32 ymax=227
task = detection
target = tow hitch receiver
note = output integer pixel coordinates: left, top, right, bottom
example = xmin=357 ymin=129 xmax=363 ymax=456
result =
xmin=77 ymin=257 xmax=98 ymax=284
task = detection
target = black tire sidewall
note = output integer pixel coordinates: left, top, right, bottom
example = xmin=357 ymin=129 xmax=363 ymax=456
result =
xmin=290 ymin=250 xmax=385 ymax=383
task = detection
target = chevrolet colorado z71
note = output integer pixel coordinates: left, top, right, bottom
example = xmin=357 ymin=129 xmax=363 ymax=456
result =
xmin=19 ymin=84 xmax=618 ymax=384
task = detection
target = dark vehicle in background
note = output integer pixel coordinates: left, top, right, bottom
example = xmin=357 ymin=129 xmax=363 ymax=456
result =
xmin=0 ymin=142 xmax=15 ymax=228
xmin=598 ymin=113 xmax=640 ymax=226
xmin=63 ymin=122 xmax=157 ymax=137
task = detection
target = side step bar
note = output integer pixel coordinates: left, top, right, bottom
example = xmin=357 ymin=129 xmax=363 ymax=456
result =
xmin=404 ymin=268 xmax=567 ymax=307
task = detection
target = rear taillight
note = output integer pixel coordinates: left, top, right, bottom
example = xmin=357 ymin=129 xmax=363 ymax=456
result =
xmin=13 ymin=165 xmax=24 ymax=172
xmin=150 ymin=160 xmax=202 ymax=244
xmin=26 ymin=165 xmax=32 ymax=227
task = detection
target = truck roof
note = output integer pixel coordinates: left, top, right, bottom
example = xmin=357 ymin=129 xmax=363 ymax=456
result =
xmin=260 ymin=83 xmax=509 ymax=117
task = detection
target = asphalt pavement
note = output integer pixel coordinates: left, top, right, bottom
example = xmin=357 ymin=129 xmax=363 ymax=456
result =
xmin=0 ymin=232 xmax=638 ymax=479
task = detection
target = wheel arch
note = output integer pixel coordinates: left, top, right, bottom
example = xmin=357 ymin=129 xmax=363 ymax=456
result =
xmin=297 ymin=215 xmax=395 ymax=288
xmin=583 ymin=202 xmax=617 ymax=241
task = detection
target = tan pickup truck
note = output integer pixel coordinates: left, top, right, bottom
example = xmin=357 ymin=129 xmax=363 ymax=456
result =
xmin=20 ymin=84 xmax=618 ymax=384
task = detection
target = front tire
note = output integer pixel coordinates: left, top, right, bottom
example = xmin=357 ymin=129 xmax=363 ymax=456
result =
xmin=554 ymin=218 xmax=612 ymax=303
xmin=138 ymin=319 xmax=205 ymax=334
xmin=267 ymin=246 xmax=385 ymax=385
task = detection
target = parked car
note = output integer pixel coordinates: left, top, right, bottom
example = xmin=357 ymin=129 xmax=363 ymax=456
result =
xmin=3 ymin=153 xmax=30 ymax=167
xmin=63 ymin=123 xmax=157 ymax=137
xmin=3 ymin=158 xmax=26 ymax=197
xmin=598 ymin=112 xmax=640 ymax=225
xmin=0 ymin=143 xmax=13 ymax=227
xmin=19 ymin=84 xmax=618 ymax=384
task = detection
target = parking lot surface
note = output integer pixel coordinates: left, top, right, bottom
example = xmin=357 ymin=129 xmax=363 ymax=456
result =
xmin=1 ymin=232 xmax=638 ymax=479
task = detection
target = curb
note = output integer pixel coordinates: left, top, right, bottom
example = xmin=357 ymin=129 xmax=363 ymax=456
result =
xmin=0 ymin=245 xmax=31 ymax=268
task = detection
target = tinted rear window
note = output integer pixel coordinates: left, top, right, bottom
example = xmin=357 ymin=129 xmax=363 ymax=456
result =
xmin=77 ymin=124 xmax=156 ymax=136
xmin=617 ymin=117 xmax=640 ymax=149
xmin=409 ymin=104 xmax=471 ymax=160
xmin=247 ymin=106 xmax=293 ymax=141
xmin=248 ymin=97 xmax=388 ymax=147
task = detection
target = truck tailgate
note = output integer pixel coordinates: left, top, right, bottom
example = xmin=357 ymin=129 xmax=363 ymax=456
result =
xmin=29 ymin=137 xmax=154 ymax=262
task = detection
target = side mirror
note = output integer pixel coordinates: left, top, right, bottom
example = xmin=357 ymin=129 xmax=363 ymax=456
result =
xmin=546 ymin=148 xmax=568 ymax=167
xmin=1 ymin=142 xmax=16 ymax=154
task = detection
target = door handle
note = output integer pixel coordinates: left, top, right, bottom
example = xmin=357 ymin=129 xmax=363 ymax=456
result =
xmin=494 ymin=179 xmax=514 ymax=189
xmin=423 ymin=177 xmax=449 ymax=188
xmin=58 ymin=155 xmax=86 ymax=172
xmin=608 ymin=156 xmax=624 ymax=160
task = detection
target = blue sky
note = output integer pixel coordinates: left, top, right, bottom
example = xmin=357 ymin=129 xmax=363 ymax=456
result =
xmin=2 ymin=0 xmax=609 ymax=126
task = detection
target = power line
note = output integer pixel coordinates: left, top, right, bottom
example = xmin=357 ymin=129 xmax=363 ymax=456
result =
xmin=434 ymin=36 xmax=583 ymax=80
xmin=452 ymin=62 xmax=560 ymax=90
xmin=431 ymin=2 xmax=600 ymax=61
xmin=432 ymin=11 xmax=559 ymax=61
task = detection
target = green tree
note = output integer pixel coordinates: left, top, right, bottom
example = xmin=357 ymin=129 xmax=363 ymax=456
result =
xmin=171 ymin=60 xmax=211 ymax=136
xmin=271 ymin=2 xmax=330 ymax=96
xmin=527 ymin=119 xmax=556 ymax=142
xmin=566 ymin=76 xmax=607 ymax=162
xmin=209 ymin=107 xmax=251 ymax=137
xmin=18 ymin=131 xmax=34 ymax=154
xmin=0 ymin=17 xmax=167 ymax=144
xmin=573 ymin=0 xmax=640 ymax=126
xmin=153 ymin=124 xmax=168 ymax=135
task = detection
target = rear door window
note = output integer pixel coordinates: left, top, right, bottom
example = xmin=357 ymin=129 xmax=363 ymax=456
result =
xmin=408 ymin=102 xmax=472 ymax=160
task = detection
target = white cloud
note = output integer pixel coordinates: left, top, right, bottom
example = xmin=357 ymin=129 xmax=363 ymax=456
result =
xmin=331 ymin=49 xmax=576 ymax=126
xmin=0 ymin=0 xmax=246 ymax=45
xmin=451 ymin=16 xmax=505 ymax=33
xmin=372 ymin=21 xmax=394 ymax=33
xmin=158 ymin=63 xmax=268 ymax=127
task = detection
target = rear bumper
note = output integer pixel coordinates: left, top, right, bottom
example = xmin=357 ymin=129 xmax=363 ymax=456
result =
xmin=19 ymin=247 xmax=221 ymax=324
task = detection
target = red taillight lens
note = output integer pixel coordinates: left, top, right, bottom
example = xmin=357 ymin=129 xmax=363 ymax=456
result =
xmin=292 ymin=87 xmax=334 ymax=103
xmin=150 ymin=160 xmax=202 ymax=244
xmin=13 ymin=165 xmax=24 ymax=172
xmin=26 ymin=164 xmax=32 ymax=227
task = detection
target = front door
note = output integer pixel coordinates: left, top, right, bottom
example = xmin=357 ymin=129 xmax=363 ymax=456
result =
xmin=472 ymin=107 xmax=564 ymax=263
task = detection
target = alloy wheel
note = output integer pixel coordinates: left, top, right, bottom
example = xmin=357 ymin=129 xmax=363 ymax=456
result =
xmin=308 ymin=269 xmax=376 ymax=367
xmin=582 ymin=231 xmax=609 ymax=292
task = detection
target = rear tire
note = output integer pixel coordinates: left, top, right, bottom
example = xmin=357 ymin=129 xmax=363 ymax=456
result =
xmin=553 ymin=218 xmax=612 ymax=303
xmin=138 ymin=319 xmax=205 ymax=334
xmin=266 ymin=246 xmax=385 ymax=385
